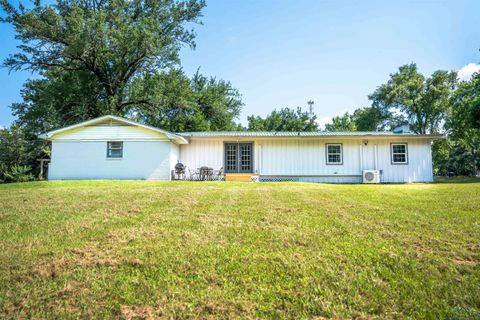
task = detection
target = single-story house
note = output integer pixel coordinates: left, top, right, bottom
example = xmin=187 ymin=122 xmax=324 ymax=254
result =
xmin=39 ymin=115 xmax=442 ymax=183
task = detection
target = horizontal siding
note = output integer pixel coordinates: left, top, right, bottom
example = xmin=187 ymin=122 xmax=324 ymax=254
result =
xmin=52 ymin=125 xmax=168 ymax=141
xmin=179 ymin=137 xmax=434 ymax=183
xmin=49 ymin=141 xmax=172 ymax=180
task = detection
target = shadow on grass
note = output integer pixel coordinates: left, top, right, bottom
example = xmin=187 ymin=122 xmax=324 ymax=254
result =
xmin=434 ymin=176 xmax=480 ymax=184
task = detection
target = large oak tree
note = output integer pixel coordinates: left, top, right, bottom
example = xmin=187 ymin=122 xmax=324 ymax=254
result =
xmin=1 ymin=0 xmax=205 ymax=112
xmin=368 ymin=63 xmax=457 ymax=134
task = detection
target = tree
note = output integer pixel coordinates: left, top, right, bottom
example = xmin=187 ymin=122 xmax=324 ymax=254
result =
xmin=369 ymin=63 xmax=456 ymax=134
xmin=325 ymin=113 xmax=356 ymax=132
xmin=0 ymin=126 xmax=36 ymax=182
xmin=247 ymin=107 xmax=318 ymax=131
xmin=1 ymin=0 xmax=205 ymax=112
xmin=11 ymin=68 xmax=105 ymax=137
xmin=324 ymin=106 xmax=403 ymax=132
xmin=432 ymin=138 xmax=477 ymax=176
xmin=191 ymin=71 xmax=243 ymax=131
xmin=2 ymin=0 xmax=243 ymax=182
xmin=130 ymin=69 xmax=243 ymax=132
xmin=351 ymin=106 xmax=401 ymax=131
xmin=447 ymin=72 xmax=480 ymax=175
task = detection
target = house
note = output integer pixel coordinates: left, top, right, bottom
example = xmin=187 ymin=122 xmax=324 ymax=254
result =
xmin=39 ymin=115 xmax=442 ymax=183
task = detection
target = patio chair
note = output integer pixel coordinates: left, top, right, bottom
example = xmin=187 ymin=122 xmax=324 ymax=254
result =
xmin=188 ymin=167 xmax=200 ymax=181
xmin=213 ymin=167 xmax=224 ymax=181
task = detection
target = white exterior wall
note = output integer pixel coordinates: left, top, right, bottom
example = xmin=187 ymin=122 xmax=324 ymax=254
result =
xmin=48 ymin=124 xmax=177 ymax=180
xmin=46 ymin=119 xmax=434 ymax=183
xmin=49 ymin=141 xmax=173 ymax=180
xmin=179 ymin=139 xmax=225 ymax=172
xmin=170 ymin=143 xmax=180 ymax=172
xmin=178 ymin=137 xmax=434 ymax=183
xmin=376 ymin=139 xmax=433 ymax=183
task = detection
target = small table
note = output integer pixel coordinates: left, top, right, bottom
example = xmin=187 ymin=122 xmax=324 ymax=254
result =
xmin=198 ymin=167 xmax=213 ymax=180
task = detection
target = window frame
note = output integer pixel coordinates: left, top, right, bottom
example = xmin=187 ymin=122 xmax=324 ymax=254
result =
xmin=325 ymin=143 xmax=343 ymax=165
xmin=390 ymin=143 xmax=408 ymax=165
xmin=107 ymin=141 xmax=123 ymax=159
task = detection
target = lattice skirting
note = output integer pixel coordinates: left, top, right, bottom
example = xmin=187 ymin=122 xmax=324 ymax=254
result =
xmin=258 ymin=176 xmax=300 ymax=182
xmin=258 ymin=175 xmax=362 ymax=183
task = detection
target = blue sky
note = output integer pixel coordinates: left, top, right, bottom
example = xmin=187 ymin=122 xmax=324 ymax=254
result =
xmin=1 ymin=0 xmax=479 ymax=129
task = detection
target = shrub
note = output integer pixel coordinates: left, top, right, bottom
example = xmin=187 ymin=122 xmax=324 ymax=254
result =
xmin=1 ymin=164 xmax=34 ymax=183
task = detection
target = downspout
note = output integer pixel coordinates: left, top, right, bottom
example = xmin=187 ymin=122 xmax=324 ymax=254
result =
xmin=374 ymin=144 xmax=378 ymax=170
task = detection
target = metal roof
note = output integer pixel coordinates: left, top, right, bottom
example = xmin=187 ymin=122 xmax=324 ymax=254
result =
xmin=179 ymin=131 xmax=443 ymax=138
xmin=38 ymin=115 xmax=443 ymax=142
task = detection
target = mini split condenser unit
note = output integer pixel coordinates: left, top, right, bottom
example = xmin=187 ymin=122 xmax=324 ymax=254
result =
xmin=362 ymin=170 xmax=380 ymax=183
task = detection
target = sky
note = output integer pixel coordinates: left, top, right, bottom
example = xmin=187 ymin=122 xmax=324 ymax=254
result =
xmin=1 ymin=0 xmax=480 ymax=129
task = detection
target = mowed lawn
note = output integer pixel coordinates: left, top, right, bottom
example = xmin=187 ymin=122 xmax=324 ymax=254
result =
xmin=0 ymin=181 xmax=479 ymax=319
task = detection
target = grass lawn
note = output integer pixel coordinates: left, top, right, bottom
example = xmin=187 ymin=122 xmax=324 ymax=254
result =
xmin=434 ymin=176 xmax=480 ymax=184
xmin=0 ymin=181 xmax=479 ymax=319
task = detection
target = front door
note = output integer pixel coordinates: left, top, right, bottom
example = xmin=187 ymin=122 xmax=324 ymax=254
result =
xmin=224 ymin=143 xmax=253 ymax=173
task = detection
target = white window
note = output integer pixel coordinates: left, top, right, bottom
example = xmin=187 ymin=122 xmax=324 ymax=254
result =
xmin=107 ymin=141 xmax=123 ymax=158
xmin=391 ymin=143 xmax=408 ymax=164
xmin=326 ymin=143 xmax=343 ymax=165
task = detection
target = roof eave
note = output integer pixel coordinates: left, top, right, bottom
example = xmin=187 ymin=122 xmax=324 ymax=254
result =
xmin=180 ymin=133 xmax=446 ymax=139
xmin=38 ymin=115 xmax=186 ymax=143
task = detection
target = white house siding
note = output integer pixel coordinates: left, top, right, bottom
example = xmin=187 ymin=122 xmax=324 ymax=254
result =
xmin=178 ymin=137 xmax=434 ymax=183
xmin=170 ymin=143 xmax=180 ymax=173
xmin=376 ymin=139 xmax=433 ymax=183
xmin=179 ymin=139 xmax=225 ymax=172
xmin=49 ymin=140 xmax=173 ymax=180
xmin=48 ymin=124 xmax=177 ymax=180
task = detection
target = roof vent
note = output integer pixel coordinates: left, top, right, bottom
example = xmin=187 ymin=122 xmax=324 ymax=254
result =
xmin=393 ymin=124 xmax=410 ymax=134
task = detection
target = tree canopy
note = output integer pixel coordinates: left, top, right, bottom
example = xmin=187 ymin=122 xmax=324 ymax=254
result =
xmin=247 ymin=107 xmax=318 ymax=132
xmin=1 ymin=0 xmax=206 ymax=112
xmin=324 ymin=113 xmax=356 ymax=132
xmin=442 ymin=72 xmax=480 ymax=175
xmin=368 ymin=63 xmax=457 ymax=134
xmin=132 ymin=69 xmax=243 ymax=132
xmin=324 ymin=106 xmax=401 ymax=132
xmin=2 ymin=0 xmax=244 ymax=135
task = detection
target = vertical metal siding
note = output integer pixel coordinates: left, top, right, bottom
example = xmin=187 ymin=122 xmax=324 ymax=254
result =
xmin=179 ymin=139 xmax=224 ymax=171
xmin=179 ymin=138 xmax=434 ymax=183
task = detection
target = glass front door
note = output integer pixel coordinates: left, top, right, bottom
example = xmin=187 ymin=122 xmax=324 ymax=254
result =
xmin=224 ymin=143 xmax=253 ymax=173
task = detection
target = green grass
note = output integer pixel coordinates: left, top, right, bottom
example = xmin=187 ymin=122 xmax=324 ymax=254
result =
xmin=0 ymin=181 xmax=479 ymax=319
xmin=434 ymin=176 xmax=480 ymax=184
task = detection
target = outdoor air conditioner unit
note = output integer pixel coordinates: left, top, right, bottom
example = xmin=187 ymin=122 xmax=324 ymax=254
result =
xmin=363 ymin=170 xmax=380 ymax=184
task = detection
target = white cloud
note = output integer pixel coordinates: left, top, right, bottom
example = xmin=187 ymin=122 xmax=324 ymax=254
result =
xmin=457 ymin=63 xmax=480 ymax=81
xmin=0 ymin=125 xmax=4 ymax=130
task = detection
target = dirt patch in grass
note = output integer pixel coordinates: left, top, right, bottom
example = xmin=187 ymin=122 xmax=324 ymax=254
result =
xmin=120 ymin=305 xmax=161 ymax=319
